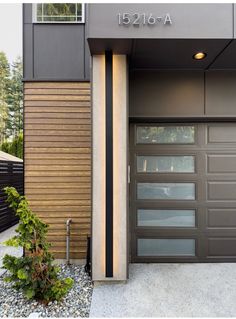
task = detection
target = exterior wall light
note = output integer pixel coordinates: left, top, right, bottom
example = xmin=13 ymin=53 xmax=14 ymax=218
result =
xmin=193 ymin=52 xmax=207 ymax=60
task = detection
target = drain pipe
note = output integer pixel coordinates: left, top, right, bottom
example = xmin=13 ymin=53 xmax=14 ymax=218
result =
xmin=66 ymin=219 xmax=72 ymax=265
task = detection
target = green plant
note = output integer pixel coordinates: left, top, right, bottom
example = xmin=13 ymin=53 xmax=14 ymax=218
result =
xmin=2 ymin=187 xmax=73 ymax=303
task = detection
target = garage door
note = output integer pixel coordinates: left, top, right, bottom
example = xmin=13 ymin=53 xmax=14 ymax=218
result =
xmin=130 ymin=123 xmax=236 ymax=262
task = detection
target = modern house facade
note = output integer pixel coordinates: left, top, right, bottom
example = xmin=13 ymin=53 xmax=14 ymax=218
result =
xmin=23 ymin=3 xmax=236 ymax=281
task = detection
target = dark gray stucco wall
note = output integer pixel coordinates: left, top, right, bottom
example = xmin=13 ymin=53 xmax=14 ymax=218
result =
xmin=23 ymin=4 xmax=90 ymax=81
xmin=130 ymin=70 xmax=236 ymax=118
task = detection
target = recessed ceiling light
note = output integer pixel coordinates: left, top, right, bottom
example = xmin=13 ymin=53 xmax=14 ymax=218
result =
xmin=193 ymin=52 xmax=207 ymax=60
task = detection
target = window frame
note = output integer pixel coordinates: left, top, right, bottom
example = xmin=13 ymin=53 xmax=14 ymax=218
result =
xmin=32 ymin=3 xmax=85 ymax=24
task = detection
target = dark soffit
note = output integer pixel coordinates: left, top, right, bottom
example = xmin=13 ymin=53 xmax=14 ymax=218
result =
xmin=208 ymin=40 xmax=236 ymax=69
xmin=87 ymin=38 xmax=236 ymax=70
xmin=130 ymin=39 xmax=232 ymax=70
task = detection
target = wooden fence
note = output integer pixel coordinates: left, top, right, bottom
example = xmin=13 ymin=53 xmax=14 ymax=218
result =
xmin=0 ymin=160 xmax=23 ymax=232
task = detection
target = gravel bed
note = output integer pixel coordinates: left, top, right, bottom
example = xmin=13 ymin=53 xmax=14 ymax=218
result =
xmin=0 ymin=264 xmax=93 ymax=318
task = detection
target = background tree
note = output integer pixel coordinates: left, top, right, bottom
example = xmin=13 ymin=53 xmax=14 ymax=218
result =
xmin=0 ymin=51 xmax=10 ymax=144
xmin=1 ymin=133 xmax=23 ymax=159
xmin=6 ymin=56 xmax=23 ymax=138
xmin=0 ymin=53 xmax=23 ymax=158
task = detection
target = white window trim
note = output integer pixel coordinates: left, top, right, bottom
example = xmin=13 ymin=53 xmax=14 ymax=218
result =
xmin=32 ymin=3 xmax=85 ymax=24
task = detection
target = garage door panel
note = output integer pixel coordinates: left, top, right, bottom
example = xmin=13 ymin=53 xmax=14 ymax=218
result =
xmin=134 ymin=202 xmax=199 ymax=211
xmin=135 ymin=175 xmax=199 ymax=182
xmin=134 ymin=233 xmax=201 ymax=239
xmin=205 ymin=175 xmax=236 ymax=181
xmin=208 ymin=181 xmax=236 ymax=200
xmin=207 ymin=238 xmax=236 ymax=256
xmin=205 ymin=229 xmax=236 ymax=237
xmin=132 ymin=255 xmax=199 ymax=263
xmin=208 ymin=124 xmax=236 ymax=143
xmin=134 ymin=145 xmax=200 ymax=153
xmin=207 ymin=208 xmax=236 ymax=228
xmin=207 ymin=154 xmax=236 ymax=173
xmin=205 ymin=201 xmax=236 ymax=208
xmin=135 ymin=149 xmax=199 ymax=155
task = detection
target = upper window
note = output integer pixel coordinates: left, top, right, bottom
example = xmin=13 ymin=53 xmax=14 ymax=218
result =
xmin=33 ymin=3 xmax=85 ymax=23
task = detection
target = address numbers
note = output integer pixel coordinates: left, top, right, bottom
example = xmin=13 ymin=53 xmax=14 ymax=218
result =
xmin=118 ymin=13 xmax=172 ymax=26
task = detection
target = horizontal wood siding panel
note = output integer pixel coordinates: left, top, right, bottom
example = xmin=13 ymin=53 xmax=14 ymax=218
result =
xmin=24 ymin=101 xmax=91 ymax=107
xmin=24 ymin=136 xmax=91 ymax=142
xmin=25 ymin=118 xmax=91 ymax=125
xmin=25 ymin=107 xmax=91 ymax=113
xmin=25 ymin=159 xmax=90 ymax=165
xmin=24 ymin=154 xmax=91 ymax=159
xmin=24 ymin=82 xmax=90 ymax=89
xmin=25 ymin=89 xmax=90 ymax=95
xmin=25 ymin=176 xmax=91 ymax=183
xmin=25 ymin=163 xmax=91 ymax=172
xmin=25 ymin=148 xmax=91 ymax=154
xmin=24 ymin=82 xmax=91 ymax=259
xmin=25 ymin=130 xmax=91 ymax=135
xmin=25 ymin=124 xmax=91 ymax=130
xmin=50 ymin=252 xmax=86 ymax=259
xmin=25 ymin=113 xmax=91 ymax=119
xmin=25 ymin=142 xmax=90 ymax=148
xmin=30 ymin=206 xmax=91 ymax=212
xmin=25 ymin=171 xmax=91 ymax=177
xmin=25 ymin=95 xmax=90 ymax=101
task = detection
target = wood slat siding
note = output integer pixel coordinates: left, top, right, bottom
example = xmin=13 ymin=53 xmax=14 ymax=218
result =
xmin=24 ymin=82 xmax=91 ymax=260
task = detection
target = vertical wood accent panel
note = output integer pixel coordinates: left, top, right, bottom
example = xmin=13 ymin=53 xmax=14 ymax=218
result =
xmin=24 ymin=82 xmax=91 ymax=260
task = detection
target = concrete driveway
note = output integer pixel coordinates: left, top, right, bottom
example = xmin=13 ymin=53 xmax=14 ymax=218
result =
xmin=90 ymin=263 xmax=236 ymax=317
xmin=0 ymin=225 xmax=22 ymax=276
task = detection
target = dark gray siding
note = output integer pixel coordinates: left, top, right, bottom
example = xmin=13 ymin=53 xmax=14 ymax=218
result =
xmin=129 ymin=71 xmax=204 ymax=118
xmin=23 ymin=4 xmax=90 ymax=81
xmin=205 ymin=71 xmax=236 ymax=115
xmin=130 ymin=70 xmax=236 ymax=118
xmin=88 ymin=4 xmax=233 ymax=39
xmin=34 ymin=25 xmax=85 ymax=79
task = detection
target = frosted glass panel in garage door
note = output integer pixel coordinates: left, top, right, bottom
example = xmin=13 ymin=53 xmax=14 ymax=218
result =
xmin=137 ymin=209 xmax=196 ymax=227
xmin=138 ymin=239 xmax=196 ymax=256
xmin=137 ymin=126 xmax=195 ymax=144
xmin=137 ymin=183 xmax=195 ymax=200
xmin=137 ymin=155 xmax=195 ymax=173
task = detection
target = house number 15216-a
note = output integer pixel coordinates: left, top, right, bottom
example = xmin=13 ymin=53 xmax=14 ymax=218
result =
xmin=118 ymin=13 xmax=172 ymax=26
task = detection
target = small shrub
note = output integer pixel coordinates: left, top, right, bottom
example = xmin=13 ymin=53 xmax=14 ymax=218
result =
xmin=2 ymin=187 xmax=73 ymax=304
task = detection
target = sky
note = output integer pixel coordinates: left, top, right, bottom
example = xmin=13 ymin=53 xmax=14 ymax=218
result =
xmin=0 ymin=4 xmax=22 ymax=64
